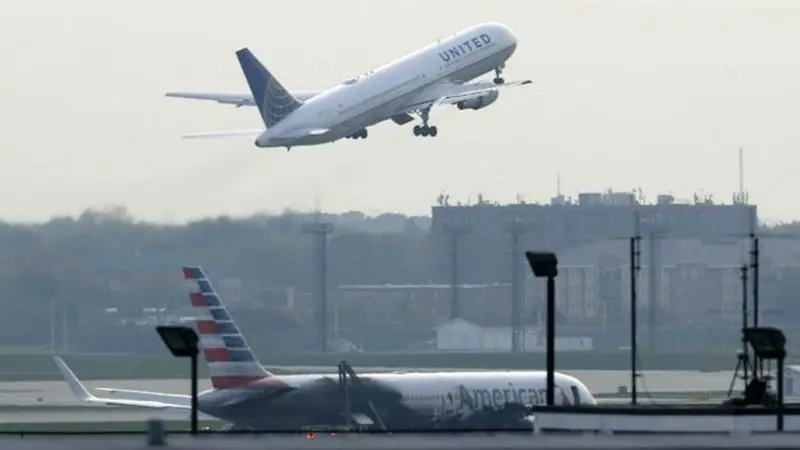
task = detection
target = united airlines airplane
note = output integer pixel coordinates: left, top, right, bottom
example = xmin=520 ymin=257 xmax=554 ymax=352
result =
xmin=55 ymin=266 xmax=596 ymax=431
xmin=165 ymin=22 xmax=532 ymax=150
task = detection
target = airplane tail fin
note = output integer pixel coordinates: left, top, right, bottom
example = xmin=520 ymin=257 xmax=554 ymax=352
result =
xmin=182 ymin=266 xmax=272 ymax=390
xmin=235 ymin=48 xmax=302 ymax=128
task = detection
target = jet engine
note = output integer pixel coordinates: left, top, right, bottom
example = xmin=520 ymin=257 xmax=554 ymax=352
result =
xmin=456 ymin=90 xmax=499 ymax=110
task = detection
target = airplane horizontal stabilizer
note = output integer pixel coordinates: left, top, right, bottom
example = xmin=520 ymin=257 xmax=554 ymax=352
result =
xmin=164 ymin=91 xmax=319 ymax=106
xmin=53 ymin=357 xmax=191 ymax=410
xmin=181 ymin=130 xmax=263 ymax=140
xmin=166 ymin=92 xmax=255 ymax=107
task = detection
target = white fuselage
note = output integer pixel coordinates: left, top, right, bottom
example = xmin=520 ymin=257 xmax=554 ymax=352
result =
xmin=196 ymin=370 xmax=596 ymax=429
xmin=339 ymin=370 xmax=596 ymax=414
xmin=254 ymin=22 xmax=519 ymax=148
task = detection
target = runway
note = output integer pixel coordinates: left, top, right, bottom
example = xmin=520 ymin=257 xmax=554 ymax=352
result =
xmin=0 ymin=369 xmax=746 ymax=424
xmin=0 ymin=409 xmax=191 ymax=424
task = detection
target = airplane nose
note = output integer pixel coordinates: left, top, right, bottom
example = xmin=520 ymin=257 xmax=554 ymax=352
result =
xmin=497 ymin=23 xmax=518 ymax=46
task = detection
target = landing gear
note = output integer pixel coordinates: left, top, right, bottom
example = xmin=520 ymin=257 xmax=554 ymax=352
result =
xmin=413 ymin=125 xmax=438 ymax=137
xmin=493 ymin=65 xmax=505 ymax=85
xmin=286 ymin=146 xmax=292 ymax=152
xmin=347 ymin=129 xmax=368 ymax=140
xmin=412 ymin=107 xmax=438 ymax=138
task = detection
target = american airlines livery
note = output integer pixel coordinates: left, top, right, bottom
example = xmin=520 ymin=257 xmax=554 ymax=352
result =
xmin=55 ymin=266 xmax=596 ymax=431
xmin=165 ymin=22 xmax=532 ymax=150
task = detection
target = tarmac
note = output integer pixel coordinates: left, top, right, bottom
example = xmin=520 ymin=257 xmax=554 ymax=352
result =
xmin=2 ymin=433 xmax=800 ymax=450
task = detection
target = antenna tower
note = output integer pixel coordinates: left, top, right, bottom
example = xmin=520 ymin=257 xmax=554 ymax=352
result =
xmin=313 ymin=193 xmax=322 ymax=221
xmin=557 ymin=171 xmax=562 ymax=197
xmin=738 ymin=148 xmax=746 ymax=203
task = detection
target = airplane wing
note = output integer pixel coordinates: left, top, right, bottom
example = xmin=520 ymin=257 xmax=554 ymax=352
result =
xmin=395 ymin=79 xmax=532 ymax=115
xmin=165 ymin=90 xmax=320 ymax=107
xmin=94 ymin=388 xmax=194 ymax=405
xmin=53 ymin=357 xmax=191 ymax=410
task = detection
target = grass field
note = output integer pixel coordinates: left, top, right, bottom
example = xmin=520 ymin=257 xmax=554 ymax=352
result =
xmin=0 ymin=350 xmax=758 ymax=382
xmin=0 ymin=420 xmax=224 ymax=433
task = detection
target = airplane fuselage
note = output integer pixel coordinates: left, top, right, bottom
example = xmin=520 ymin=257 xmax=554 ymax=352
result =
xmin=255 ymin=22 xmax=519 ymax=148
xmin=195 ymin=370 xmax=595 ymax=430
xmin=57 ymin=267 xmax=593 ymax=432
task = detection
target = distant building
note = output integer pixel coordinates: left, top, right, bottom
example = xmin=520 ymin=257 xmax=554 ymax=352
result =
xmin=431 ymin=190 xmax=757 ymax=284
xmin=430 ymin=190 xmax=761 ymax=331
xmin=524 ymin=237 xmax=800 ymax=326
xmin=434 ymin=318 xmax=594 ymax=352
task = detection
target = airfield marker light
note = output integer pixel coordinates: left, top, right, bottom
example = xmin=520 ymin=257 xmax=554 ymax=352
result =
xmin=156 ymin=325 xmax=200 ymax=436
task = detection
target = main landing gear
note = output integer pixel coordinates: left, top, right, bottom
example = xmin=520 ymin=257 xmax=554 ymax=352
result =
xmin=412 ymin=107 xmax=438 ymax=138
xmin=413 ymin=125 xmax=438 ymax=137
xmin=493 ymin=65 xmax=505 ymax=85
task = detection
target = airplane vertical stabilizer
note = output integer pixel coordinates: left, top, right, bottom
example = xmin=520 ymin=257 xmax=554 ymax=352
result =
xmin=235 ymin=48 xmax=302 ymax=128
xmin=182 ymin=266 xmax=272 ymax=389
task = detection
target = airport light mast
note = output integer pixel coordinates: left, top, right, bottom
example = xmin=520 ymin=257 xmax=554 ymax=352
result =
xmin=441 ymin=216 xmax=472 ymax=319
xmin=302 ymin=220 xmax=334 ymax=353
xmin=507 ymin=216 xmax=532 ymax=352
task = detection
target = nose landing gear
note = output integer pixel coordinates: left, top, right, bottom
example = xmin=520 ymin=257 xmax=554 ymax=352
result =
xmin=494 ymin=65 xmax=505 ymax=85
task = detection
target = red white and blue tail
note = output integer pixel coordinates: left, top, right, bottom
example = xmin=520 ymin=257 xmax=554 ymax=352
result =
xmin=182 ymin=266 xmax=272 ymax=390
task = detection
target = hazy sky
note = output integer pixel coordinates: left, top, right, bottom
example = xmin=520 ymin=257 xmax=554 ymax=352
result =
xmin=1 ymin=0 xmax=798 ymax=223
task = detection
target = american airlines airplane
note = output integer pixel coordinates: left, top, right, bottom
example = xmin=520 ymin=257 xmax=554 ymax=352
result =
xmin=165 ymin=22 xmax=532 ymax=150
xmin=55 ymin=266 xmax=597 ymax=431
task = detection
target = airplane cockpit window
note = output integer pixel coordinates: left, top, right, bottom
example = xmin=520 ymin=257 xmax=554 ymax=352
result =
xmin=570 ymin=385 xmax=581 ymax=405
xmin=572 ymin=382 xmax=598 ymax=405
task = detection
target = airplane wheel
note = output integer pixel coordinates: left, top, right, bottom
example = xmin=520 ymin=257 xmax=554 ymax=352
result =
xmin=414 ymin=125 xmax=436 ymax=137
xmin=493 ymin=77 xmax=505 ymax=85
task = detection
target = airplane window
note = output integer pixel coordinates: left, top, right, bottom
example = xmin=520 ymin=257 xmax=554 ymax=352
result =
xmin=570 ymin=385 xmax=581 ymax=405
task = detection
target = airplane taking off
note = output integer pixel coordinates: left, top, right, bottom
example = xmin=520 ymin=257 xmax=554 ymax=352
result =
xmin=165 ymin=22 xmax=532 ymax=150
xmin=55 ymin=266 xmax=596 ymax=431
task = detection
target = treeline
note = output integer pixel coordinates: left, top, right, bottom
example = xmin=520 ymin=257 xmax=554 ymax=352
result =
xmin=3 ymin=206 xmax=800 ymax=352
xmin=0 ymin=207 xmax=437 ymax=349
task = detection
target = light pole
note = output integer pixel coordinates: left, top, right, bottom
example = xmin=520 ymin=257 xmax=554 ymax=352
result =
xmin=155 ymin=325 xmax=200 ymax=435
xmin=302 ymin=221 xmax=334 ymax=353
xmin=507 ymin=217 xmax=530 ymax=352
xmin=441 ymin=218 xmax=472 ymax=319
xmin=525 ymin=251 xmax=558 ymax=406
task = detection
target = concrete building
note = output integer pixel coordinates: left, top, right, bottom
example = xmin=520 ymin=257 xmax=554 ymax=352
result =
xmin=431 ymin=190 xmax=757 ymax=285
xmin=431 ymin=190 xmax=762 ymax=338
xmin=435 ymin=317 xmax=594 ymax=352
xmin=524 ymin=237 xmax=800 ymax=325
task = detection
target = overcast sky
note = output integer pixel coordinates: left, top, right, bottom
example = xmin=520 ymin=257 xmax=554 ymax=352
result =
xmin=1 ymin=0 xmax=798 ymax=223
